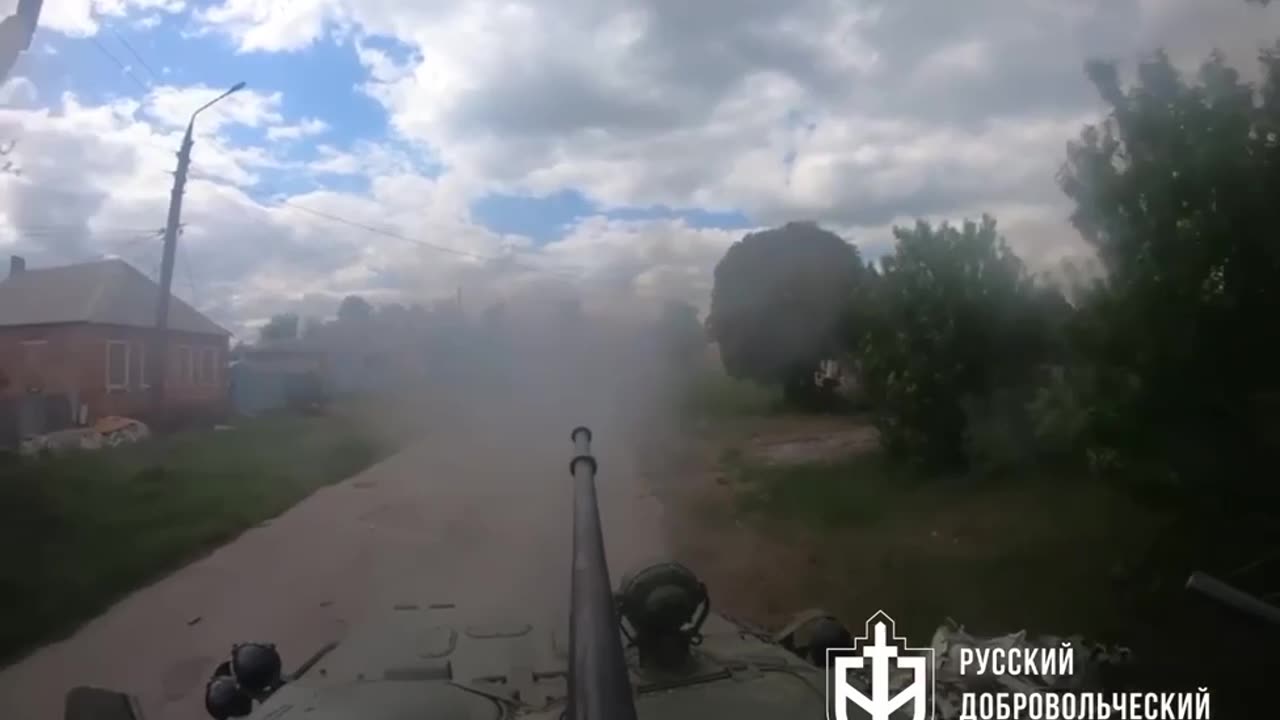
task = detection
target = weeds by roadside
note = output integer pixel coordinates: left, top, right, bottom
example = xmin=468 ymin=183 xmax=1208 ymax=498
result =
xmin=722 ymin=445 xmax=1166 ymax=638
xmin=0 ymin=409 xmax=398 ymax=665
xmin=657 ymin=402 xmax=1274 ymax=710
xmin=732 ymin=453 xmax=918 ymax=530
xmin=680 ymin=368 xmax=783 ymax=420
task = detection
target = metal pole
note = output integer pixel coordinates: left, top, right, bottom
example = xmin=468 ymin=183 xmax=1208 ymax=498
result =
xmin=151 ymin=82 xmax=244 ymax=413
xmin=567 ymin=426 xmax=639 ymax=720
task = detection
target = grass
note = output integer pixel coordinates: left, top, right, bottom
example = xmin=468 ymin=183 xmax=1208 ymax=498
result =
xmin=733 ymin=453 xmax=925 ymax=530
xmin=716 ymin=446 xmax=1276 ymax=708
xmin=681 ymin=367 xmax=784 ymax=420
xmin=662 ymin=370 xmax=1277 ymax=710
xmin=0 ymin=410 xmax=398 ymax=664
xmin=724 ymin=449 xmax=1172 ymax=643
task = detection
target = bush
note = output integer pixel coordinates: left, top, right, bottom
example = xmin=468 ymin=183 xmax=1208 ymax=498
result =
xmin=284 ymin=371 xmax=330 ymax=415
xmin=962 ymin=388 xmax=1040 ymax=476
xmin=853 ymin=217 xmax=1065 ymax=470
xmin=682 ymin=368 xmax=783 ymax=419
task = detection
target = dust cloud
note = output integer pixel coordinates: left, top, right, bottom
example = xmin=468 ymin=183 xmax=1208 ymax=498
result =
xmin=359 ymin=265 xmax=694 ymax=468
xmin=0 ymin=269 xmax=700 ymax=720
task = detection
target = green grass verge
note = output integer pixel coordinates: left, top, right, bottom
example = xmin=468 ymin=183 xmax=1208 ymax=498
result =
xmin=681 ymin=368 xmax=783 ymax=419
xmin=0 ymin=411 xmax=397 ymax=664
xmin=727 ymin=451 xmax=1171 ymax=642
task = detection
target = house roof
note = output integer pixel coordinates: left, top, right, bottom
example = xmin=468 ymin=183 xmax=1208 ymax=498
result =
xmin=0 ymin=258 xmax=229 ymax=336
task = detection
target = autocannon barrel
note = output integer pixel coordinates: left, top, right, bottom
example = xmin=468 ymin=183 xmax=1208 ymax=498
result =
xmin=568 ymin=426 xmax=639 ymax=720
xmin=1186 ymin=571 xmax=1280 ymax=626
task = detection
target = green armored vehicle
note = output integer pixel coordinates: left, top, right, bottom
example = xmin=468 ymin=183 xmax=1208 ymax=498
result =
xmin=63 ymin=427 xmax=1276 ymax=720
xmin=65 ymin=426 xmax=849 ymax=720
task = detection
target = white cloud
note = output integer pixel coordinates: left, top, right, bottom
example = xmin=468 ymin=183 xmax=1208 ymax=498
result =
xmin=192 ymin=0 xmax=1278 ymax=266
xmin=20 ymin=0 xmax=185 ymax=38
xmin=0 ymin=89 xmax=736 ymax=339
xmin=7 ymin=0 xmax=1280 ymax=338
xmin=265 ymin=117 xmax=329 ymax=141
xmin=142 ymin=84 xmax=283 ymax=133
xmin=0 ymin=77 xmax=37 ymax=107
xmin=195 ymin=0 xmax=342 ymax=53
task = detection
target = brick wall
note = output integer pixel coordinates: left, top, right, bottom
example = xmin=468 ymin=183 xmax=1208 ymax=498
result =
xmin=0 ymin=323 xmax=229 ymax=423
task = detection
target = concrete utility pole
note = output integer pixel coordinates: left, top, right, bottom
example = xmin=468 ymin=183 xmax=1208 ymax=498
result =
xmin=151 ymin=81 xmax=245 ymax=413
xmin=0 ymin=0 xmax=42 ymax=84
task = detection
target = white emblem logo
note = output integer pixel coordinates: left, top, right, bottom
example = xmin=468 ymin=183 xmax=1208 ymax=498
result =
xmin=827 ymin=610 xmax=935 ymax=720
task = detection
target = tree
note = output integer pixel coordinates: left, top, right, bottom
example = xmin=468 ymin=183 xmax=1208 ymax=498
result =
xmin=707 ymin=221 xmax=866 ymax=405
xmin=1058 ymin=46 xmax=1280 ymax=483
xmin=258 ymin=313 xmax=299 ymax=343
xmin=657 ymin=299 xmax=706 ymax=368
xmin=337 ymin=295 xmax=373 ymax=324
xmin=300 ymin=316 xmax=324 ymax=338
xmin=377 ymin=302 xmax=411 ymax=328
xmin=854 ymin=216 xmax=1059 ymax=468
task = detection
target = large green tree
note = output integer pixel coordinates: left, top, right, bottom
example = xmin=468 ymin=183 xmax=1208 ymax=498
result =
xmin=337 ymin=295 xmax=374 ymax=324
xmin=707 ymin=221 xmax=866 ymax=405
xmin=1058 ymin=46 xmax=1280 ymax=480
xmin=258 ymin=313 xmax=299 ymax=343
xmin=854 ymin=216 xmax=1061 ymax=468
xmin=656 ymin=299 xmax=706 ymax=368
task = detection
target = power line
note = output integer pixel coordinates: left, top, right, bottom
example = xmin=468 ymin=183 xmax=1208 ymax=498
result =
xmin=89 ymin=35 xmax=150 ymax=94
xmin=83 ymin=29 xmax=581 ymax=285
xmin=113 ymin=229 xmax=165 ymax=250
xmin=7 ymin=224 xmax=163 ymax=235
xmin=100 ymin=33 xmax=581 ymax=286
xmin=187 ymin=168 xmax=583 ymax=281
xmin=279 ymin=199 xmax=583 ymax=280
xmin=110 ymin=28 xmax=160 ymax=83
xmin=0 ymin=229 xmax=165 ymax=245
xmin=279 ymin=200 xmax=497 ymax=262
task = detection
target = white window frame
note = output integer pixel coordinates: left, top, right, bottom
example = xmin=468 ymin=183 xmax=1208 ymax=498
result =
xmin=19 ymin=340 xmax=47 ymax=364
xmin=136 ymin=342 xmax=149 ymax=389
xmin=106 ymin=340 xmax=129 ymax=391
xmin=177 ymin=345 xmax=193 ymax=386
xmin=197 ymin=347 xmax=208 ymax=386
xmin=19 ymin=340 xmax=48 ymax=388
xmin=203 ymin=347 xmax=218 ymax=386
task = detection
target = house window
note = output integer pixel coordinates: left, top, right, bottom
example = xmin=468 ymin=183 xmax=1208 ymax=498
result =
xmin=106 ymin=341 xmax=128 ymax=390
xmin=202 ymin=347 xmax=218 ymax=386
xmin=195 ymin=347 xmax=207 ymax=385
xmin=176 ymin=346 xmax=192 ymax=386
xmin=129 ymin=342 xmax=147 ymax=390
xmin=20 ymin=340 xmax=48 ymax=391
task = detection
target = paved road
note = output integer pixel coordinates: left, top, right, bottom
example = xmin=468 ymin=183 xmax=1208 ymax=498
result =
xmin=0 ymin=398 xmax=668 ymax=720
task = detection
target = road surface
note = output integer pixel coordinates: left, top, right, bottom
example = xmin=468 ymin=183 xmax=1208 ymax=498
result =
xmin=0 ymin=398 xmax=668 ymax=719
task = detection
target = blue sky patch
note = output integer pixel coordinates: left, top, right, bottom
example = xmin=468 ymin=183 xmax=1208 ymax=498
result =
xmin=15 ymin=9 xmax=760 ymax=246
xmin=472 ymin=189 xmax=754 ymax=244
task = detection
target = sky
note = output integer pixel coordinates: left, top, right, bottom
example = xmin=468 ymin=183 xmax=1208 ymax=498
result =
xmin=0 ymin=0 xmax=1277 ymax=339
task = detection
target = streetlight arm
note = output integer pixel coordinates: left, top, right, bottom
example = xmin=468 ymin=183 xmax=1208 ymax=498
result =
xmin=189 ymin=81 xmax=247 ymax=125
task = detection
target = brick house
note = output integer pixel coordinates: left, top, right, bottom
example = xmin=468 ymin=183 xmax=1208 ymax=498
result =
xmin=0 ymin=256 xmax=231 ymax=439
